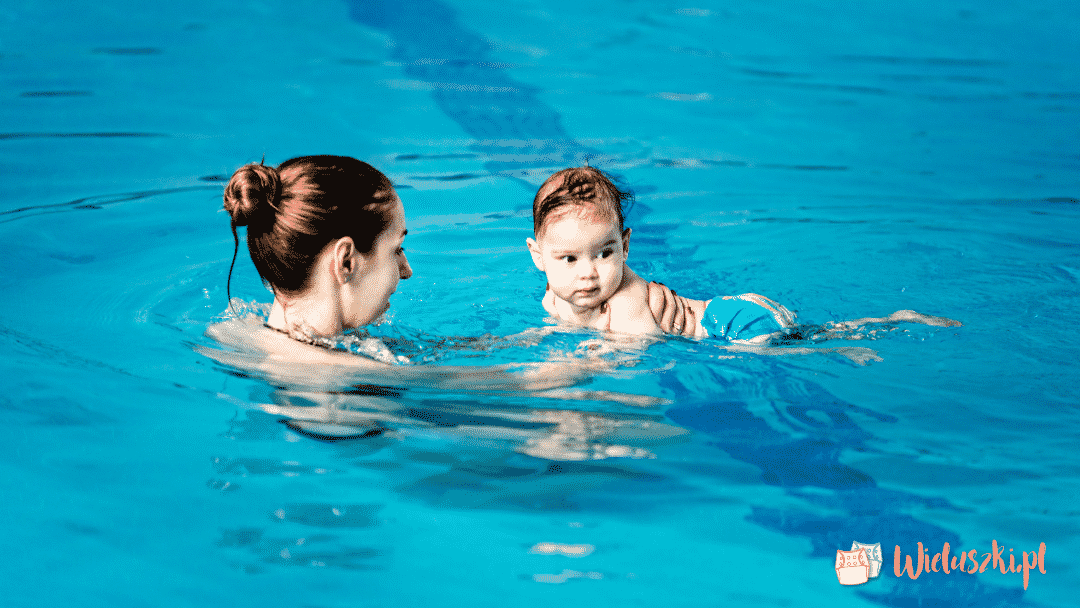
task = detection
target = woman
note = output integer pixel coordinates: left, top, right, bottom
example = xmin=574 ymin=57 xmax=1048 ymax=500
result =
xmin=223 ymin=155 xmax=411 ymax=343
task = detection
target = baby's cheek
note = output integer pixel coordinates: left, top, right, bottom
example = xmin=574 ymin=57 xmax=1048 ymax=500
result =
xmin=550 ymin=268 xmax=573 ymax=288
xmin=604 ymin=264 xmax=624 ymax=287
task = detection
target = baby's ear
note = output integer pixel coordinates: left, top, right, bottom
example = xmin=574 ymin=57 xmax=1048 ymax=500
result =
xmin=526 ymin=237 xmax=545 ymax=271
xmin=622 ymin=227 xmax=632 ymax=256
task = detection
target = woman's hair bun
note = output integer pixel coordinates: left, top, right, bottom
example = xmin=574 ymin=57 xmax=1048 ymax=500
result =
xmin=223 ymin=163 xmax=281 ymax=227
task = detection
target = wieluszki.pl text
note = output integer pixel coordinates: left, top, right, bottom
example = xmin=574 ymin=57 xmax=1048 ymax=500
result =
xmin=894 ymin=541 xmax=1046 ymax=589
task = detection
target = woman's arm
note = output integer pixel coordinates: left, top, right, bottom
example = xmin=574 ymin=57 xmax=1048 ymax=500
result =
xmin=646 ymin=282 xmax=701 ymax=337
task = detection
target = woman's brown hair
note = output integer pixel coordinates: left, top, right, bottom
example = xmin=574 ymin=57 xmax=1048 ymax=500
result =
xmin=223 ymin=155 xmax=397 ymax=300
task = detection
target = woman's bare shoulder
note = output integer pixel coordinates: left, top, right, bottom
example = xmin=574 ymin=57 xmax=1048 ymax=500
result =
xmin=203 ymin=318 xmax=388 ymax=368
xmin=200 ymin=318 xmax=597 ymax=392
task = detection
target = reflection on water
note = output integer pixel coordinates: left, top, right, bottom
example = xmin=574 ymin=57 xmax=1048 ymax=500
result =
xmin=217 ymin=527 xmax=384 ymax=573
xmin=521 ymin=410 xmax=678 ymax=462
xmin=208 ymin=323 xmax=1043 ymax=604
xmin=532 ymin=569 xmax=605 ymax=584
xmin=210 ymin=335 xmax=689 ymax=466
xmin=529 ymin=542 xmax=594 ymax=557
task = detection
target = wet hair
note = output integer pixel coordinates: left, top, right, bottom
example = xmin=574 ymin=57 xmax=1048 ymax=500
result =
xmin=532 ymin=166 xmax=633 ymax=236
xmin=223 ymin=155 xmax=397 ymax=300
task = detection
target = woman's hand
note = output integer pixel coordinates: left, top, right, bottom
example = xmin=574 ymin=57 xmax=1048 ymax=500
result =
xmin=647 ymin=282 xmax=698 ymax=337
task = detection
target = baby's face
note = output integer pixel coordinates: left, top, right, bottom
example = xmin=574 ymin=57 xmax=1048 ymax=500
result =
xmin=528 ymin=209 xmax=628 ymax=313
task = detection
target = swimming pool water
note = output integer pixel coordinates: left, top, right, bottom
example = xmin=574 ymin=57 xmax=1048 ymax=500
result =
xmin=1 ymin=1 xmax=1078 ymax=606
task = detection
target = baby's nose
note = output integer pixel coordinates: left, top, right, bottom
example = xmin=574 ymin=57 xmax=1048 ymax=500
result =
xmin=578 ymin=260 xmax=599 ymax=277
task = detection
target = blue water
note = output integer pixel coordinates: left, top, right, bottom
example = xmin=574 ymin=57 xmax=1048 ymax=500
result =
xmin=2 ymin=1 xmax=1078 ymax=606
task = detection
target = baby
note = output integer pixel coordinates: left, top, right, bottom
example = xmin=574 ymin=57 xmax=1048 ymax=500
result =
xmin=526 ymin=167 xmax=794 ymax=342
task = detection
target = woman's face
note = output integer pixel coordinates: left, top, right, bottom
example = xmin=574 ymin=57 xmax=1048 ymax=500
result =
xmin=344 ymin=197 xmax=412 ymax=328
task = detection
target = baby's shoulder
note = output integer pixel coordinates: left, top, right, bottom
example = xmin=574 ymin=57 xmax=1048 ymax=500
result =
xmin=541 ymin=289 xmax=558 ymax=316
xmin=605 ymin=269 xmax=659 ymax=334
xmin=608 ymin=271 xmax=650 ymax=310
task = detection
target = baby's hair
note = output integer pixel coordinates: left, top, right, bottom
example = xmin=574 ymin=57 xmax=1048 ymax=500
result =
xmin=532 ymin=166 xmax=633 ymax=236
xmin=223 ymin=155 xmax=397 ymax=302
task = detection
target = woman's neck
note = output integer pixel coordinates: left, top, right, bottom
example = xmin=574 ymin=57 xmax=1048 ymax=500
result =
xmin=267 ymin=295 xmax=343 ymax=337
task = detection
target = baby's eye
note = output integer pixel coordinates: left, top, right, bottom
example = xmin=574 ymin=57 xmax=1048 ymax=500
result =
xmin=561 ymin=255 xmax=577 ymax=263
xmin=599 ymin=249 xmax=614 ymax=259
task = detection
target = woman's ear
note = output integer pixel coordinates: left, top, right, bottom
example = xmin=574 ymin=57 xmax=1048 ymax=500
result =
xmin=332 ymin=236 xmax=359 ymax=284
xmin=622 ymin=227 xmax=632 ymax=257
xmin=526 ymin=237 xmax=545 ymax=271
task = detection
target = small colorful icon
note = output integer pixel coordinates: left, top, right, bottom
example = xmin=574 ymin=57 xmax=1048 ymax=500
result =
xmin=835 ymin=548 xmax=871 ymax=585
xmin=851 ymin=541 xmax=883 ymax=578
xmin=835 ymin=541 xmax=882 ymax=585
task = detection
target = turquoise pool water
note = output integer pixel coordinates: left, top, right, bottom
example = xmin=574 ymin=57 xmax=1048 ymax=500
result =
xmin=2 ymin=1 xmax=1078 ymax=606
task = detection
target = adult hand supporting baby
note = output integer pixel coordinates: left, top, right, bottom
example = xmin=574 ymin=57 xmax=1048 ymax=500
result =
xmin=648 ymin=282 xmax=697 ymax=337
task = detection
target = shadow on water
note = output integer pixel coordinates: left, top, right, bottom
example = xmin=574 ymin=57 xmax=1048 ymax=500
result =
xmin=663 ymin=358 xmax=1032 ymax=607
xmin=347 ymin=0 xmax=598 ymax=176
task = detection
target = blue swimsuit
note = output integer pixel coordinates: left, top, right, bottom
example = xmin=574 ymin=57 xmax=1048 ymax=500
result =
xmin=699 ymin=293 xmax=795 ymax=343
